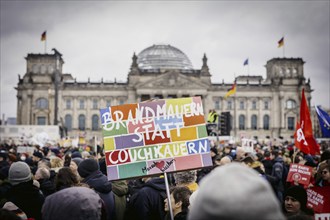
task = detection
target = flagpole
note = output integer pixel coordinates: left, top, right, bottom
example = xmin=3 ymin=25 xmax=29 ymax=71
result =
xmin=282 ymin=35 xmax=285 ymax=57
xmin=234 ymin=74 xmax=237 ymax=140
xmin=45 ymin=39 xmax=47 ymax=54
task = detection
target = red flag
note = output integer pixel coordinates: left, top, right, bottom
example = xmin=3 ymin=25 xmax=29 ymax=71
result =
xmin=294 ymin=89 xmax=320 ymax=155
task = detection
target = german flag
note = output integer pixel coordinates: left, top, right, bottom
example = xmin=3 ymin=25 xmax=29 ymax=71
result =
xmin=41 ymin=31 xmax=46 ymax=41
xmin=278 ymin=37 xmax=284 ymax=48
xmin=224 ymin=82 xmax=236 ymax=98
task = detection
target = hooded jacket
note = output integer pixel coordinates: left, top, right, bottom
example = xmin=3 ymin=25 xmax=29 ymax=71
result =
xmin=5 ymin=180 xmax=45 ymax=220
xmin=112 ymin=180 xmax=128 ymax=220
xmin=272 ymin=156 xmax=285 ymax=192
xmin=82 ymin=170 xmax=116 ymax=220
xmin=125 ymin=177 xmax=166 ymax=220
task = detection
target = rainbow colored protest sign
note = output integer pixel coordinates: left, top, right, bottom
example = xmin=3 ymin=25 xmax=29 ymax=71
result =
xmin=100 ymin=97 xmax=212 ymax=180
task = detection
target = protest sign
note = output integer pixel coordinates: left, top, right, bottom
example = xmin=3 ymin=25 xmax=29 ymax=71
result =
xmin=17 ymin=146 xmax=35 ymax=154
xmin=307 ymin=186 xmax=330 ymax=213
xmin=241 ymin=138 xmax=254 ymax=153
xmin=100 ymin=97 xmax=212 ymax=180
xmin=286 ymin=163 xmax=313 ymax=187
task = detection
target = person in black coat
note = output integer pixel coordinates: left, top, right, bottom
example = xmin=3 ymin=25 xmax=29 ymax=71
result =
xmin=35 ymin=167 xmax=56 ymax=197
xmin=125 ymin=176 xmax=167 ymax=220
xmin=78 ymin=158 xmax=116 ymax=220
xmin=5 ymin=161 xmax=44 ymax=220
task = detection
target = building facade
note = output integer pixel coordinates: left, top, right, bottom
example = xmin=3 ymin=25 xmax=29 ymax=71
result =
xmin=16 ymin=44 xmax=314 ymax=143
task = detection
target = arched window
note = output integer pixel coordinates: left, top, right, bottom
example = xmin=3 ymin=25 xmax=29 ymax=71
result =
xmin=263 ymin=115 xmax=270 ymax=130
xmin=229 ymin=115 xmax=233 ymax=131
xmin=252 ymin=100 xmax=257 ymax=110
xmin=36 ymin=98 xmax=48 ymax=109
xmin=286 ymin=99 xmax=296 ymax=109
xmin=65 ymin=114 xmax=72 ymax=131
xmin=214 ymin=100 xmax=220 ymax=110
xmin=92 ymin=114 xmax=99 ymax=131
xmin=251 ymin=115 xmax=257 ymax=130
xmin=78 ymin=114 xmax=85 ymax=131
xmin=239 ymin=115 xmax=245 ymax=130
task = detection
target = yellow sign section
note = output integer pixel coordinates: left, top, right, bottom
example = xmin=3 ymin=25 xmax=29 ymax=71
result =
xmin=171 ymin=126 xmax=197 ymax=142
xmin=104 ymin=137 xmax=115 ymax=151
xmin=158 ymin=142 xmax=188 ymax=158
xmin=166 ymin=97 xmax=193 ymax=115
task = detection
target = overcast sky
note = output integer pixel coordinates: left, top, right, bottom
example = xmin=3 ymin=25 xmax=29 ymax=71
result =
xmin=1 ymin=1 xmax=329 ymax=119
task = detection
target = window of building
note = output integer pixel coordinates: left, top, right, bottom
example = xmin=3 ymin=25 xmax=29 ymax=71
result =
xmin=40 ymin=65 xmax=46 ymax=74
xmin=214 ymin=100 xmax=220 ymax=110
xmin=79 ymin=100 xmax=85 ymax=109
xmin=37 ymin=116 xmax=46 ymax=125
xmin=239 ymin=101 xmax=245 ymax=110
xmin=154 ymin=94 xmax=163 ymax=99
xmin=239 ymin=115 xmax=245 ymax=130
xmin=251 ymin=115 xmax=257 ymax=130
xmin=119 ymin=100 xmax=125 ymax=105
xmin=167 ymin=95 xmax=177 ymax=98
xmin=263 ymin=115 xmax=270 ymax=130
xmin=264 ymin=100 xmax=269 ymax=110
xmin=66 ymin=99 xmax=71 ymax=109
xmin=286 ymin=99 xmax=296 ymax=109
xmin=141 ymin=95 xmax=150 ymax=101
xmin=32 ymin=64 xmax=39 ymax=73
xmin=252 ymin=100 xmax=257 ymax=110
xmin=36 ymin=98 xmax=48 ymax=109
xmin=227 ymin=100 xmax=232 ymax=110
xmin=288 ymin=117 xmax=295 ymax=130
xmin=92 ymin=115 xmax=99 ymax=131
xmin=65 ymin=114 xmax=72 ymax=131
xmin=78 ymin=114 xmax=85 ymax=131
xmin=106 ymin=100 xmax=111 ymax=107
xmin=93 ymin=99 xmax=98 ymax=109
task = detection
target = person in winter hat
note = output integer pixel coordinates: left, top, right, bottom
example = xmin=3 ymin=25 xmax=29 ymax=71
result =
xmin=78 ymin=159 xmax=116 ymax=220
xmin=282 ymin=186 xmax=314 ymax=218
xmin=71 ymin=151 xmax=82 ymax=159
xmin=188 ymin=163 xmax=285 ymax=220
xmin=8 ymin=161 xmax=32 ymax=186
xmin=5 ymin=161 xmax=44 ymax=220
xmin=42 ymin=186 xmax=102 ymax=220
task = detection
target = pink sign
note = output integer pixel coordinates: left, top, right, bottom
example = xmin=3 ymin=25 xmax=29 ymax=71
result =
xmin=287 ymin=163 xmax=313 ymax=187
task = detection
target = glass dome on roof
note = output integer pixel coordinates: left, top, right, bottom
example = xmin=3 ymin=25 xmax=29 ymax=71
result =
xmin=137 ymin=44 xmax=193 ymax=70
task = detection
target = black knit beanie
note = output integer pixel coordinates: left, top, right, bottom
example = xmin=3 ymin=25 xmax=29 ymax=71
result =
xmin=77 ymin=159 xmax=99 ymax=178
xmin=284 ymin=186 xmax=307 ymax=208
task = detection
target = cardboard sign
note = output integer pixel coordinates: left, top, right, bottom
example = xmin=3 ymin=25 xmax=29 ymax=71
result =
xmin=241 ymin=138 xmax=254 ymax=153
xmin=286 ymin=163 xmax=313 ymax=187
xmin=17 ymin=146 xmax=35 ymax=154
xmin=100 ymin=97 xmax=212 ymax=180
xmin=307 ymin=186 xmax=330 ymax=213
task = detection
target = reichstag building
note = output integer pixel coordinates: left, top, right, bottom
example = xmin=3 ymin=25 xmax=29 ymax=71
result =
xmin=16 ymin=44 xmax=313 ymax=142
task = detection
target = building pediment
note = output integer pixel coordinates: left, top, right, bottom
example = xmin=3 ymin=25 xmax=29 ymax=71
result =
xmin=135 ymin=71 xmax=209 ymax=89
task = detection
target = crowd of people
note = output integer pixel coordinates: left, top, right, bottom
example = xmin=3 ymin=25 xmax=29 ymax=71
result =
xmin=0 ymin=139 xmax=329 ymax=220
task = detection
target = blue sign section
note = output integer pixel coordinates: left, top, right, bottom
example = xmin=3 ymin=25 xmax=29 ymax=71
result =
xmin=100 ymin=107 xmax=111 ymax=125
xmin=154 ymin=115 xmax=184 ymax=130
xmin=186 ymin=138 xmax=210 ymax=155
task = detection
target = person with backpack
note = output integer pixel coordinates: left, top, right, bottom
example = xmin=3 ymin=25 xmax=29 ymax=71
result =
xmin=124 ymin=176 xmax=166 ymax=220
xmin=271 ymin=149 xmax=287 ymax=203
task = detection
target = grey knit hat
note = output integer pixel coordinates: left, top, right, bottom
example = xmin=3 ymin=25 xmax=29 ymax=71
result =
xmin=42 ymin=187 xmax=102 ymax=220
xmin=8 ymin=161 xmax=32 ymax=185
xmin=188 ymin=163 xmax=285 ymax=220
